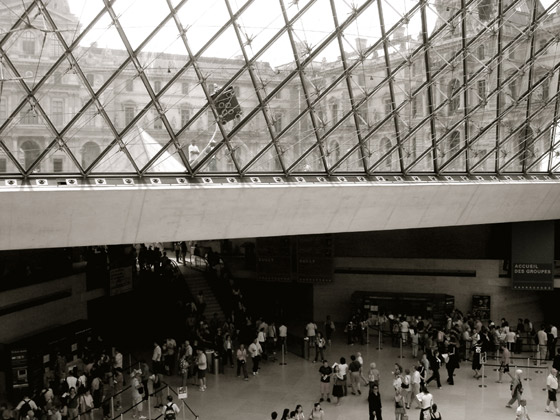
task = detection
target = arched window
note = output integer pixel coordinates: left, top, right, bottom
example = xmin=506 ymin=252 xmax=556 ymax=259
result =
xmin=448 ymin=79 xmax=461 ymax=114
xmin=20 ymin=140 xmax=40 ymax=170
xmin=477 ymin=45 xmax=485 ymax=60
xmin=81 ymin=141 xmax=101 ymax=169
xmin=22 ymin=31 xmax=35 ymax=54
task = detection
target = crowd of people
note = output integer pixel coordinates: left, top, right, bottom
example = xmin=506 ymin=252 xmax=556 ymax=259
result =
xmin=0 ymin=338 xmax=128 ymax=420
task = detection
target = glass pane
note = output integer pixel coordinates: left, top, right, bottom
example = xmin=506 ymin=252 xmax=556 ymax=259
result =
xmin=90 ymin=143 xmax=138 ymax=173
xmin=146 ymin=143 xmax=187 ymax=173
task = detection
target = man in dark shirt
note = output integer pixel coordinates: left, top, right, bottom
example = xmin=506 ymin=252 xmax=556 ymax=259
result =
xmin=368 ymin=383 xmax=382 ymax=420
xmin=319 ymin=360 xmax=332 ymax=403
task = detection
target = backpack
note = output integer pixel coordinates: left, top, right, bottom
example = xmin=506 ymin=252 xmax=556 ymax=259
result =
xmin=164 ymin=403 xmax=176 ymax=420
xmin=18 ymin=399 xmax=33 ymax=420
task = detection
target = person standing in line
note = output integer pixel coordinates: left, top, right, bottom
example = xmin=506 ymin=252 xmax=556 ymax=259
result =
xmin=394 ymin=388 xmax=406 ymax=420
xmin=368 ymin=382 xmax=382 ymax=420
xmin=445 ymin=339 xmax=460 ymax=385
xmin=248 ymin=338 xmax=262 ymax=376
xmin=223 ymin=333 xmax=234 ymax=368
xmin=553 ymin=348 xmax=560 ymax=380
xmin=325 ymin=315 xmax=335 ymax=346
xmin=152 ymin=342 xmax=162 ymax=375
xmin=179 ymin=354 xmax=189 ymax=387
xmin=411 ymin=366 xmax=422 ymax=409
xmin=294 ymin=405 xmax=304 ymax=420
xmin=506 ymin=369 xmax=524 ymax=408
xmin=425 ymin=350 xmax=442 ymax=389
xmin=314 ymin=332 xmax=326 ymax=363
xmin=402 ymin=368 xmax=412 ymax=409
xmin=318 ymin=360 xmax=332 ymax=403
xmin=537 ymin=325 xmax=548 ymax=367
xmin=279 ymin=323 xmax=288 ymax=352
xmin=195 ymin=348 xmax=207 ymax=391
xmin=332 ymin=365 xmax=344 ymax=405
xmin=236 ymin=343 xmax=249 ymax=380
xmin=417 ymin=385 xmax=433 ymax=420
xmin=337 ymin=357 xmax=349 ymax=396
xmin=309 ymin=402 xmax=324 ymax=420
xmin=545 ymin=368 xmax=559 ymax=414
xmin=349 ymin=355 xmax=363 ymax=395
xmin=516 ymin=399 xmax=531 ymax=420
xmin=497 ymin=344 xmax=514 ymax=383
xmin=429 ymin=403 xmax=442 ymax=420
xmin=367 ymin=362 xmax=381 ymax=386
xmin=306 ymin=321 xmax=318 ymax=351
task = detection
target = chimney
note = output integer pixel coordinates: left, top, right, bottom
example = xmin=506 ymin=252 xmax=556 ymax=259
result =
xmin=355 ymin=37 xmax=368 ymax=52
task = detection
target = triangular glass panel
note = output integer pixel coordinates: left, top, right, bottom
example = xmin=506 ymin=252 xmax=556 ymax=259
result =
xmin=198 ymin=140 xmax=237 ymax=174
xmin=284 ymin=0 xmax=316 ymax=22
xmin=324 ymin=126 xmax=362 ymax=173
xmin=100 ymin=62 xmax=152 ymax=133
xmin=62 ymin=1 xmax=110 ymax=48
xmin=64 ymin=101 xmax=115 ymax=172
xmin=369 ymin=138 xmax=401 ymax=173
xmin=290 ymin=0 xmax=337 ymax=65
xmin=111 ymin=0 xmax=170 ymax=52
xmin=2 ymin=101 xmax=56 ymax=172
xmin=0 ymin=149 xmax=22 ymax=175
xmin=311 ymin=74 xmax=354 ymax=134
xmin=335 ymin=147 xmax=368 ymax=174
xmin=158 ymin=76 xmax=206 ymax=135
xmin=500 ymin=124 xmax=531 ymax=173
xmin=0 ymin=72 xmax=29 ymax=132
xmin=400 ymin=117 xmax=431 ymax=170
xmin=69 ymin=16 xmax=130 ymax=94
xmin=121 ymin=120 xmax=171 ymax=171
xmin=38 ymin=145 xmax=82 ymax=175
xmin=277 ymin=110 xmax=317 ymax=169
xmin=438 ymin=122 xmax=467 ymax=173
xmin=245 ymin=142 xmax=285 ymax=174
xmin=136 ymin=21 xmax=189 ymax=82
xmin=145 ymin=143 xmax=187 ymax=173
xmin=425 ymin=0 xmax=459 ymax=39
xmin=177 ymin=0 xmax=234 ymax=59
xmin=470 ymin=146 xmax=497 ymax=174
xmin=380 ymin=0 xmax=417 ymax=32
xmin=90 ymin=142 xmax=138 ymax=174
xmin=173 ymin=110 xmax=217 ymax=170
xmin=235 ymin=0 xmax=286 ymax=66
xmin=290 ymin=143 xmax=326 ymax=173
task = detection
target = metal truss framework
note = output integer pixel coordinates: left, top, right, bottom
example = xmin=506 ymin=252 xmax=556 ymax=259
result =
xmin=0 ymin=0 xmax=559 ymax=179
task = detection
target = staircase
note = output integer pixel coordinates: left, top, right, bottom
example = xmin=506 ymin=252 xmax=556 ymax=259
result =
xmin=177 ymin=264 xmax=224 ymax=320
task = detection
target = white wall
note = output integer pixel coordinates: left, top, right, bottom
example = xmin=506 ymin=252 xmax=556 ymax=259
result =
xmin=0 ymin=274 xmax=103 ymax=343
xmin=314 ymin=258 xmax=543 ymax=325
xmin=1 ymin=179 xmax=560 ymax=250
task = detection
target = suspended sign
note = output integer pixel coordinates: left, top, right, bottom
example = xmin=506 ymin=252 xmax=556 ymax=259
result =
xmin=211 ymin=86 xmax=242 ymax=124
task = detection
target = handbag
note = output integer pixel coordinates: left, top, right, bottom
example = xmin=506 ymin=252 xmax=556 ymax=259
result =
xmin=137 ymin=386 xmax=144 ymax=395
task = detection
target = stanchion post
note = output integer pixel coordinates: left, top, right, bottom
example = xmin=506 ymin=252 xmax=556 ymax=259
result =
xmin=111 ymin=396 xmax=114 ymax=420
xmin=525 ymin=357 xmax=532 ymax=381
xmin=279 ymin=344 xmax=287 ymax=365
xmin=399 ymin=337 xmax=403 ymax=359
xmin=478 ymin=360 xmax=487 ymax=388
xmin=148 ymin=394 xmax=151 ymax=420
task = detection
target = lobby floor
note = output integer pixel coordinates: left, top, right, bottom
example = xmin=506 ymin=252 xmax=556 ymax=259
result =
xmin=148 ymin=333 xmax=557 ymax=420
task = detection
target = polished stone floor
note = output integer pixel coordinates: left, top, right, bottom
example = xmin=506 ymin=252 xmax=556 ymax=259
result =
xmin=150 ymin=333 xmax=556 ymax=420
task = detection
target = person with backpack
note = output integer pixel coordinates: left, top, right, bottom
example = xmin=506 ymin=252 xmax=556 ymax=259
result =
xmin=15 ymin=396 xmax=37 ymax=420
xmin=161 ymin=396 xmax=179 ymax=420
